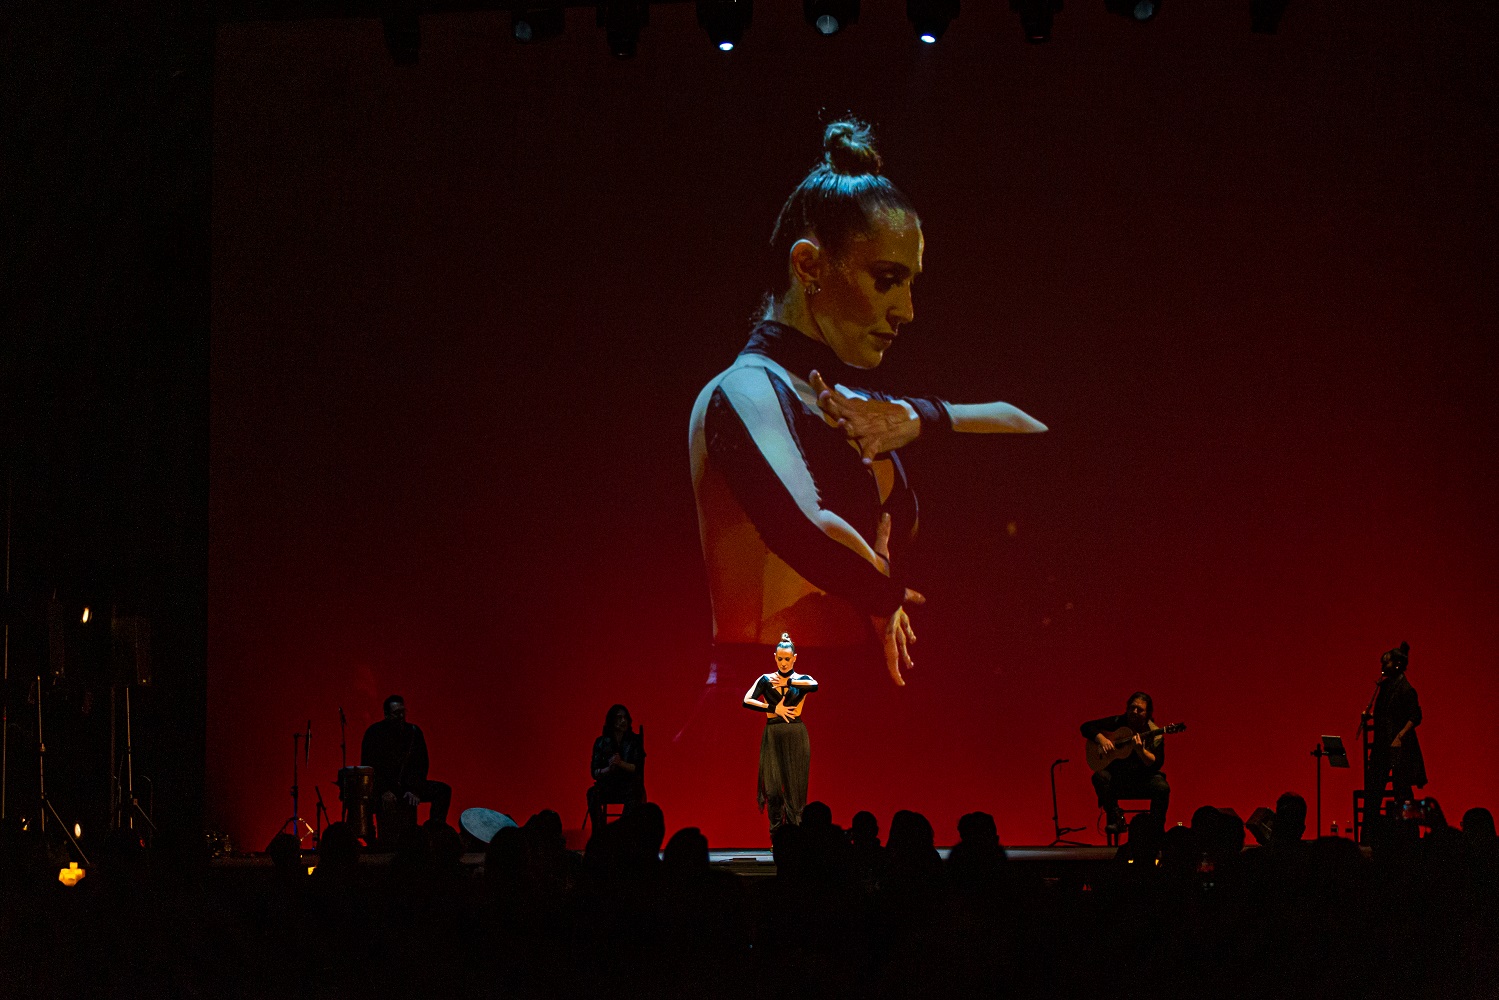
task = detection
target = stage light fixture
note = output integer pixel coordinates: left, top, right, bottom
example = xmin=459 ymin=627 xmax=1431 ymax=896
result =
xmin=697 ymin=0 xmax=752 ymax=51
xmin=805 ymin=0 xmax=859 ymax=35
xmin=597 ymin=2 xmax=649 ymax=57
xmin=513 ymin=5 xmax=565 ymax=43
xmin=381 ymin=11 xmax=420 ymax=65
xmin=1250 ymin=0 xmax=1288 ymax=34
xmin=1010 ymin=0 xmax=1063 ymax=42
xmin=906 ymin=0 xmax=958 ymax=43
xmin=1105 ymin=0 xmax=1157 ymax=21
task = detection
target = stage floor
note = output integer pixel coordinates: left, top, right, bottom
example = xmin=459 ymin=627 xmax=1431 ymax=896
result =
xmin=211 ymin=844 xmax=1123 ymax=877
xmin=700 ymin=846 xmax=1119 ymax=875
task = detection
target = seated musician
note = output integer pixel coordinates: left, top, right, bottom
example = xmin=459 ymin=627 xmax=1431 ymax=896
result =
xmin=587 ymin=704 xmax=645 ymax=832
xmin=1080 ymin=691 xmax=1169 ymax=834
xmin=361 ymin=695 xmax=451 ymax=839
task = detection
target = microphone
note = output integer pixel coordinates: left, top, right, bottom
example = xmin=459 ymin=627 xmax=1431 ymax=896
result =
xmin=339 ymin=706 xmax=346 ymax=725
xmin=305 ymin=719 xmax=312 ymax=762
xmin=1054 ymin=758 xmax=1069 ymax=765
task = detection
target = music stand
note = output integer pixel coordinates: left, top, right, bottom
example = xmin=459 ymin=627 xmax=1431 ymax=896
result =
xmin=1311 ymin=735 xmax=1349 ymax=836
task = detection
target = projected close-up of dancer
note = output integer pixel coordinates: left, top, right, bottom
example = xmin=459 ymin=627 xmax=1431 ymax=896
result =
xmin=690 ymin=118 xmax=1047 ymax=689
xmin=743 ymin=634 xmax=818 ymax=833
xmin=13 ymin=5 xmax=1499 ymax=995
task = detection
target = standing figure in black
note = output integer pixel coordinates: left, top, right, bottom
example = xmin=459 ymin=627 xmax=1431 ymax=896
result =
xmin=744 ymin=633 xmax=819 ymax=833
xmin=587 ymin=704 xmax=644 ymax=832
xmin=1364 ymin=641 xmax=1426 ymax=831
xmin=1080 ymin=692 xmax=1170 ymax=835
xmin=361 ymin=695 xmax=451 ymax=841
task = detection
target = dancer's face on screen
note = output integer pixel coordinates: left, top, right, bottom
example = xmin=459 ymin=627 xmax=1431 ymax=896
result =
xmin=774 ymin=649 xmax=797 ymax=675
xmin=815 ymin=211 xmax=923 ymax=369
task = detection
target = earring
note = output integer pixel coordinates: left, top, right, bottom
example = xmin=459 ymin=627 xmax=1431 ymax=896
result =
xmin=804 ymin=282 xmax=821 ymax=297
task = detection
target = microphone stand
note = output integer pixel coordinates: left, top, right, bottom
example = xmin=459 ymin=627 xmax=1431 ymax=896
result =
xmin=280 ymin=730 xmax=309 ymax=845
xmin=34 ymin=673 xmax=90 ymax=864
xmin=313 ymin=785 xmax=332 ymax=846
xmin=1049 ymin=758 xmax=1088 ymax=847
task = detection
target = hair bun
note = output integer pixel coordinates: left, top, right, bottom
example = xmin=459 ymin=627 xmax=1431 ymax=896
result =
xmin=822 ymin=118 xmax=882 ymax=176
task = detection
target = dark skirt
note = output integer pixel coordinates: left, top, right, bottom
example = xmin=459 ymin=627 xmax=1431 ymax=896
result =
xmin=758 ymin=722 xmax=811 ymax=828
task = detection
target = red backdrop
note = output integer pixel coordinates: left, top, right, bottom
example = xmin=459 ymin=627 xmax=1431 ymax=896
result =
xmin=210 ymin=2 xmax=1498 ymax=850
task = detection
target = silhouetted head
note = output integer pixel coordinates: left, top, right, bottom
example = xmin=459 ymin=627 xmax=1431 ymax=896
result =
xmin=317 ymin=822 xmax=359 ymax=871
xmin=624 ymin=801 xmax=666 ymax=861
xmin=663 ymin=827 xmax=710 ymax=873
xmin=485 ymin=826 xmax=528 ymax=886
xmin=423 ymin=820 xmax=464 ymax=869
xmin=887 ymin=810 xmax=936 ymax=854
xmin=383 ymin=695 xmax=406 ymax=723
xmin=956 ymin=811 xmax=999 ymax=848
xmin=1274 ymin=792 xmax=1308 ymax=843
xmin=1159 ymin=824 xmax=1199 ymax=873
xmin=802 ymin=801 xmax=834 ymax=829
xmin=266 ymin=832 xmax=301 ymax=875
xmin=849 ymin=810 xmax=880 ymax=848
xmin=1120 ymin=813 xmax=1161 ymax=863
xmin=523 ymin=809 xmax=566 ymax=854
xmin=1462 ymin=807 xmax=1496 ymax=842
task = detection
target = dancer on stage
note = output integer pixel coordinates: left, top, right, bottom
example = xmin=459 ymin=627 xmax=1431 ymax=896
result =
xmin=744 ymin=633 xmax=818 ymax=833
xmin=689 ymin=116 xmax=1047 ymax=691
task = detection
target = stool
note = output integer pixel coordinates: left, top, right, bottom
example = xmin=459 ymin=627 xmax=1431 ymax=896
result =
xmin=1105 ymin=798 xmax=1153 ymax=847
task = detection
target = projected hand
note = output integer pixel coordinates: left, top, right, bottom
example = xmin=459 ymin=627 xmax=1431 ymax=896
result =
xmin=869 ymin=511 xmax=925 ymax=686
xmin=810 ymin=370 xmax=922 ymax=465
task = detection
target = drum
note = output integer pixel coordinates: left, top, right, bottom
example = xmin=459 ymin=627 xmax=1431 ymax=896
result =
xmin=460 ymin=807 xmax=517 ymax=848
xmin=337 ymin=766 xmax=376 ymax=842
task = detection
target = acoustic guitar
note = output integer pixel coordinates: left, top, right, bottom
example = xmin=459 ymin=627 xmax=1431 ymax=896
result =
xmin=1085 ymin=722 xmax=1186 ymax=773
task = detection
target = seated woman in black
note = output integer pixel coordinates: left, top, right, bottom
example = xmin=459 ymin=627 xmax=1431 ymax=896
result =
xmin=588 ymin=704 xmax=644 ymax=832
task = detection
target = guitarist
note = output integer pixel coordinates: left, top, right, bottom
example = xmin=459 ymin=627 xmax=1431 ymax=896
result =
xmin=1080 ymin=692 xmax=1170 ymax=835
